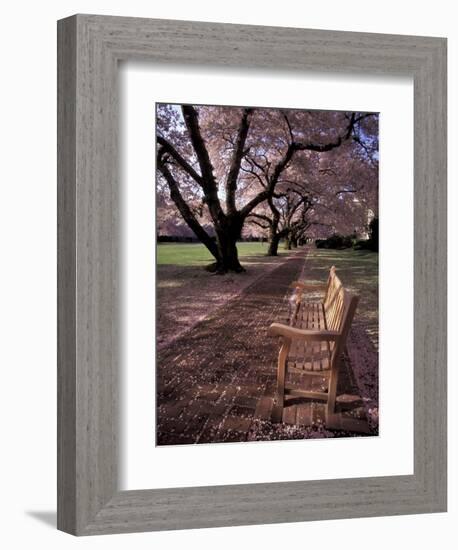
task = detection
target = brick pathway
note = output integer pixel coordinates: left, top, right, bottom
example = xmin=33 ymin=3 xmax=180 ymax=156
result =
xmin=156 ymin=249 xmax=373 ymax=445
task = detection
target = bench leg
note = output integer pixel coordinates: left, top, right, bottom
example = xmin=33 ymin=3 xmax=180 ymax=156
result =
xmin=272 ymin=338 xmax=290 ymax=423
xmin=326 ymin=367 xmax=339 ymax=418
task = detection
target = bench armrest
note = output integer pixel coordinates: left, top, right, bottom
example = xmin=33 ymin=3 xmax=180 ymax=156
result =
xmin=290 ymin=281 xmax=327 ymax=291
xmin=268 ymin=322 xmax=340 ymax=341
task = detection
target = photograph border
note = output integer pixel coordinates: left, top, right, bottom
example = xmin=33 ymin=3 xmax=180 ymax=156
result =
xmin=57 ymin=14 xmax=447 ymax=535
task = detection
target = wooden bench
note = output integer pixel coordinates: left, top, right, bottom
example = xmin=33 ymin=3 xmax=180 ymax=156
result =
xmin=268 ymin=266 xmax=359 ymax=423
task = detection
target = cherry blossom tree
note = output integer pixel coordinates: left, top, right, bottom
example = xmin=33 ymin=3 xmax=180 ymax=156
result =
xmin=156 ymin=104 xmax=377 ymax=272
xmin=248 ymin=187 xmax=314 ymax=255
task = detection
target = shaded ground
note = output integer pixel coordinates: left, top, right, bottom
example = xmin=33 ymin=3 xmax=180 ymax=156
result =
xmin=156 ymin=246 xmax=379 ymax=444
xmin=157 ymin=244 xmax=293 ymax=350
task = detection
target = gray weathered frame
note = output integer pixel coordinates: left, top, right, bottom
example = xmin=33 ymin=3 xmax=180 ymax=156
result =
xmin=57 ymin=14 xmax=447 ymax=536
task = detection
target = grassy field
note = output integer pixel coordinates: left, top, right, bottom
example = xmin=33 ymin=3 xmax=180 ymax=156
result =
xmin=304 ymin=248 xmax=378 ymax=287
xmin=157 ymin=241 xmax=285 ymax=266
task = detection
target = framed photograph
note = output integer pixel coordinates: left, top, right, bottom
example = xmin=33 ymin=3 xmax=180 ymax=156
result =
xmin=57 ymin=14 xmax=447 ymax=535
xmin=154 ymin=101 xmax=380 ymax=446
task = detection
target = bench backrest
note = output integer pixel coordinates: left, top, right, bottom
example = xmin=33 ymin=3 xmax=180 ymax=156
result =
xmin=323 ymin=267 xmax=359 ymax=352
xmin=323 ymin=267 xmax=344 ymax=331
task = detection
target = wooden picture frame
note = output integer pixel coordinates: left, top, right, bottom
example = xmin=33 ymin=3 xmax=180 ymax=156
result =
xmin=57 ymin=14 xmax=447 ymax=535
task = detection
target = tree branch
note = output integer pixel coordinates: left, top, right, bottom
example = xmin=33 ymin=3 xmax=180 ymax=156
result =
xmin=283 ymin=113 xmax=294 ymax=142
xmin=226 ymin=108 xmax=253 ymax=214
xmin=181 ymin=105 xmax=217 ymax=184
xmin=248 ymin=219 xmax=271 ymax=230
xmin=181 ymin=105 xmax=225 ymax=225
xmin=294 ymin=112 xmax=356 ymax=153
xmin=248 ymin=212 xmax=273 ymax=225
xmin=239 ymin=165 xmax=267 ymax=189
xmin=239 ymin=141 xmax=296 ymax=218
xmin=239 ymin=111 xmax=360 ymax=218
xmin=157 ymin=136 xmax=203 ymax=185
xmin=287 ymin=195 xmax=308 ymax=222
xmin=157 ymin=158 xmax=220 ymax=260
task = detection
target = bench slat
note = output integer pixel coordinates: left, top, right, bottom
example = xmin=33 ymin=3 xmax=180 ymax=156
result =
xmin=288 ymin=301 xmax=332 ymax=372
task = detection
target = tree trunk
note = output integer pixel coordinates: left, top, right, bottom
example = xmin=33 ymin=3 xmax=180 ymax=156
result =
xmin=267 ymin=233 xmax=281 ymax=256
xmin=291 ymin=236 xmax=298 ymax=248
xmin=207 ymin=218 xmax=245 ymax=273
xmin=212 ymin=231 xmax=244 ymax=273
xmin=266 ymin=212 xmax=281 ymax=257
xmin=284 ymin=236 xmax=292 ymax=250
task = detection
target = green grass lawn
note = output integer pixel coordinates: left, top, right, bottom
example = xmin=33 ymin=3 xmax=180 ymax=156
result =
xmin=157 ymin=241 xmax=284 ymax=266
xmin=304 ymin=248 xmax=378 ymax=286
